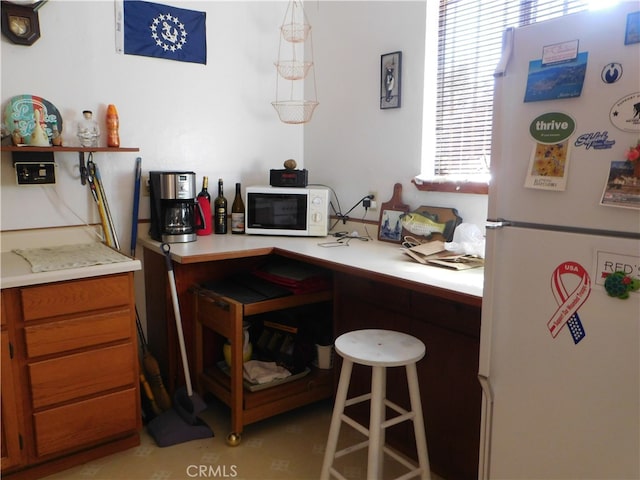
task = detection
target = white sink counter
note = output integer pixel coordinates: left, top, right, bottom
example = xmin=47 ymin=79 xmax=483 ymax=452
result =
xmin=139 ymin=232 xmax=484 ymax=304
xmin=1 ymin=227 xmax=141 ymax=289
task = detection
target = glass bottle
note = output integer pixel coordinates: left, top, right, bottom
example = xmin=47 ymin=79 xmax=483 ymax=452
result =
xmin=106 ymin=104 xmax=120 ymax=148
xmin=214 ymin=178 xmax=228 ymax=234
xmin=51 ymin=122 xmax=62 ymax=146
xmin=77 ymin=110 xmax=99 ymax=147
xmin=231 ymin=182 xmax=245 ymax=234
xmin=196 ymin=176 xmax=212 ymax=236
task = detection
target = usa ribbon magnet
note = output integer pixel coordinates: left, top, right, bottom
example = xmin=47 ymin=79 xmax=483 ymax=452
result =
xmin=548 ymin=261 xmax=592 ymax=345
xmin=115 ymin=0 xmax=207 ymax=65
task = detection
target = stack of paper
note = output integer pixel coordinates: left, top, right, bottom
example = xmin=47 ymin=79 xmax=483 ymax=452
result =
xmin=402 ymin=241 xmax=484 ymax=271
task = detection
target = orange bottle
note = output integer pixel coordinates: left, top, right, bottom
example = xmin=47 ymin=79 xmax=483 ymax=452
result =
xmin=106 ymin=104 xmax=120 ymax=147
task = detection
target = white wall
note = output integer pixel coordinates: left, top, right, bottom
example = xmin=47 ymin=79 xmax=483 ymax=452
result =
xmin=1 ymin=1 xmax=303 ymax=247
xmin=1 ymin=1 xmax=487 ymax=245
xmin=305 ymin=1 xmax=487 ymax=228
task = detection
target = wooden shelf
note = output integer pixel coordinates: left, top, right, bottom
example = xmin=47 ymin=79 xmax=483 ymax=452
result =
xmin=2 ymin=145 xmax=140 ymax=185
xmin=1 ymin=146 xmax=139 ymax=153
xmin=193 ymin=285 xmax=334 ymax=443
xmin=201 ymin=365 xmax=332 ymax=426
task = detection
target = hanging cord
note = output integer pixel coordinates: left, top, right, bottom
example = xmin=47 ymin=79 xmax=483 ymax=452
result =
xmin=330 ymin=194 xmax=375 ymax=229
xmin=310 ymin=183 xmax=375 ymax=237
xmin=41 ymin=186 xmax=105 ymax=243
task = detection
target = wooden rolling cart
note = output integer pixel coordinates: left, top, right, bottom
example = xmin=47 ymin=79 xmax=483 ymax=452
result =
xmin=191 ymin=285 xmax=333 ymax=445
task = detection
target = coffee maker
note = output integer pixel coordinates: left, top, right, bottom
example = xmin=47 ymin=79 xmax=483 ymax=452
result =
xmin=149 ymin=171 xmax=205 ymax=243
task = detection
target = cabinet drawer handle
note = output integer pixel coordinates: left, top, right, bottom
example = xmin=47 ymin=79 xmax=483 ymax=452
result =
xmin=198 ymin=290 xmax=230 ymax=311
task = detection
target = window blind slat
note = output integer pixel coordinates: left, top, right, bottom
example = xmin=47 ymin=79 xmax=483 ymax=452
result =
xmin=434 ymin=0 xmax=589 ymax=176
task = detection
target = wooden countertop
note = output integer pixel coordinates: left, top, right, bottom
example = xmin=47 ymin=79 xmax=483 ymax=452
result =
xmin=139 ymin=232 xmax=484 ymax=307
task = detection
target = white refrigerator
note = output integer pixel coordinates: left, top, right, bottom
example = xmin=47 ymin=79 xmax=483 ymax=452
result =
xmin=478 ymin=3 xmax=640 ymax=479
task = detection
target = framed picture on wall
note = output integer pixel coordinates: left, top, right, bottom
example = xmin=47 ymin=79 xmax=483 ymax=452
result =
xmin=380 ymin=51 xmax=402 ymax=109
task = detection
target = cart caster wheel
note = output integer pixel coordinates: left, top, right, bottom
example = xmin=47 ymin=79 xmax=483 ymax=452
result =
xmin=226 ymin=432 xmax=242 ymax=446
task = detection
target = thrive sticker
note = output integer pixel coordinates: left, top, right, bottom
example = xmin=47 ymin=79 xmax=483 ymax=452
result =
xmin=529 ymin=112 xmax=576 ymax=142
xmin=525 ymin=113 xmax=575 ymax=190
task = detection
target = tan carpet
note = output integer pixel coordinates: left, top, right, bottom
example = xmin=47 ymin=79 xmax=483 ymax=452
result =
xmin=43 ymin=398 xmax=441 ymax=480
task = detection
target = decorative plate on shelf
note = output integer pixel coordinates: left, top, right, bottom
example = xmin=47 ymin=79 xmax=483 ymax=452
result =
xmin=4 ymin=94 xmax=63 ymax=146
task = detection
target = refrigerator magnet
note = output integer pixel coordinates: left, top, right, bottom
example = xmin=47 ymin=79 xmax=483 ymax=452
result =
xmin=541 ymin=39 xmax=578 ymax=65
xmin=574 ymin=131 xmax=615 ymax=150
xmin=595 ymin=250 xmax=640 ymax=298
xmin=523 ymin=52 xmax=588 ymax=103
xmin=609 ymin=92 xmax=640 ymax=132
xmin=624 ymin=11 xmax=640 ymax=45
xmin=601 ymin=62 xmax=623 ymax=84
xmin=600 ymin=160 xmax=640 ymax=209
xmin=525 ymin=112 xmax=575 ymax=191
xmin=604 ymin=272 xmax=640 ymax=298
xmin=548 ymin=261 xmax=591 ymax=344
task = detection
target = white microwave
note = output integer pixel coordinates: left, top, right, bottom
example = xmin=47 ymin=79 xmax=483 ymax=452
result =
xmin=245 ymin=186 xmax=330 ymax=237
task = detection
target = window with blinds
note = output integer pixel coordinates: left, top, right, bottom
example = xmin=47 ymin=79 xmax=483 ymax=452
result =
xmin=432 ymin=0 xmax=590 ymax=178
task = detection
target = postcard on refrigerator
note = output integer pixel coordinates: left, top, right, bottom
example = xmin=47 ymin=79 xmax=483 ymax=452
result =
xmin=601 ymin=160 xmax=640 ymax=209
xmin=523 ymin=52 xmax=588 ymax=102
xmin=524 ymin=140 xmax=571 ymax=191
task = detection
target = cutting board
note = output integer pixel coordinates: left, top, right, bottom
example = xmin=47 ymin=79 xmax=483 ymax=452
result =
xmin=378 ymin=183 xmax=410 ymax=243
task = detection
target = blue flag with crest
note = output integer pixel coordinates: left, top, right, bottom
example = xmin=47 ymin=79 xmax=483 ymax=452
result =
xmin=123 ymin=0 xmax=206 ymax=64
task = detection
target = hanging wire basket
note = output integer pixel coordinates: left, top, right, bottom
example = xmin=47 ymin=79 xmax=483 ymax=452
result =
xmin=274 ymin=60 xmax=313 ymax=80
xmin=271 ymin=100 xmax=319 ymax=124
xmin=280 ymin=22 xmax=311 ymax=43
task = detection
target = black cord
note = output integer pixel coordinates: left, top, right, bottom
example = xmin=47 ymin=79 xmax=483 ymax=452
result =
xmin=332 ymin=194 xmax=374 ymax=226
xmin=309 ymin=184 xmax=374 ymax=232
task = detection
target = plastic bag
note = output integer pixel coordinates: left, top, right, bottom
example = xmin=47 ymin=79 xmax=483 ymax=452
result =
xmin=444 ymin=223 xmax=485 ymax=258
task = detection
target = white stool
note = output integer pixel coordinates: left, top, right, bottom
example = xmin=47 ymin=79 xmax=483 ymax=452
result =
xmin=320 ymin=329 xmax=430 ymax=480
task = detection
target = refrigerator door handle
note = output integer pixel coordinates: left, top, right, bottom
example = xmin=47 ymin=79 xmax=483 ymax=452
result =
xmin=494 ymin=27 xmax=514 ymax=77
xmin=486 ymin=219 xmax=511 ymax=229
xmin=478 ymin=374 xmax=494 ymax=480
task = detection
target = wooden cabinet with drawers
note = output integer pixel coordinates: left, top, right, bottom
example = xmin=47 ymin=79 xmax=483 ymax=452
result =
xmin=0 ymin=273 xmax=141 ymax=479
xmin=1 ymin=300 xmax=25 ymax=472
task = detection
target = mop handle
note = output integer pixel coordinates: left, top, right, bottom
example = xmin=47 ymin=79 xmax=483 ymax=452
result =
xmin=162 ymin=243 xmax=193 ymax=397
xmin=130 ymin=157 xmax=142 ymax=256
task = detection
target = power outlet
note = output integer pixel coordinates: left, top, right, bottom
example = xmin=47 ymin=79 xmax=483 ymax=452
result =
xmin=142 ymin=176 xmax=151 ymax=197
xmin=366 ymin=191 xmax=377 ymax=210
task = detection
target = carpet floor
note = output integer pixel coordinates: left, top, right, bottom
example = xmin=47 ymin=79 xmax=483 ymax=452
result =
xmin=42 ymin=398 xmax=442 ymax=480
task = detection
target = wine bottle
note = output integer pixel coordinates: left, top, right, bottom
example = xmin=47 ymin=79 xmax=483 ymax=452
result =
xmin=231 ymin=183 xmax=245 ymax=234
xmin=214 ymin=178 xmax=228 ymax=234
xmin=196 ymin=176 xmax=212 ymax=236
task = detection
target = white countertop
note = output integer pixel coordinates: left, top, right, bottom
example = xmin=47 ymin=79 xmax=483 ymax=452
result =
xmin=139 ymin=231 xmax=484 ymax=302
xmin=1 ymin=227 xmax=141 ymax=289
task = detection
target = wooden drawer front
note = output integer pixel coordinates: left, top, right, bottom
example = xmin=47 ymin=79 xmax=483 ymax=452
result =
xmin=20 ymin=274 xmax=132 ymax=321
xmin=24 ymin=308 xmax=132 ymax=358
xmin=29 ymin=343 xmax=135 ymax=409
xmin=411 ymin=292 xmax=481 ymax=338
xmin=33 ymin=387 xmax=138 ymax=458
xmin=336 ymin=273 xmax=410 ymax=314
xmin=196 ymin=291 xmax=241 ymax=339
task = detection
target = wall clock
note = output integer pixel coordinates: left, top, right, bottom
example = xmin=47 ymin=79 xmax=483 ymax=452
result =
xmin=1 ymin=1 xmax=46 ymax=46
